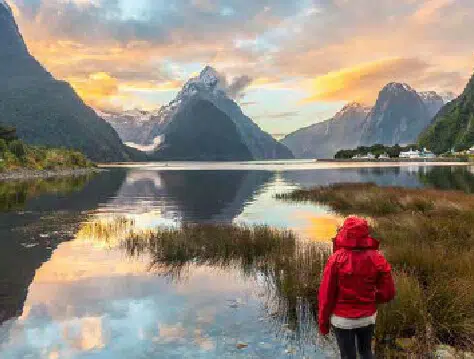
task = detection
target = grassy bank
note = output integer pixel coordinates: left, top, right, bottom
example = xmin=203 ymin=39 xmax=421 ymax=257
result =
xmin=278 ymin=183 xmax=474 ymax=355
xmin=0 ymin=126 xmax=93 ymax=172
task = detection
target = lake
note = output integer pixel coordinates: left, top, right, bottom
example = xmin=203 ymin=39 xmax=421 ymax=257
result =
xmin=1 ymin=162 xmax=473 ymax=358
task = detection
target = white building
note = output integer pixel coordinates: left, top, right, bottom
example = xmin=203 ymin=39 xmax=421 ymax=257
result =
xmin=399 ymin=148 xmax=436 ymax=159
xmin=469 ymin=146 xmax=474 ymax=155
xmin=399 ymin=149 xmax=421 ymax=159
xmin=352 ymin=152 xmax=376 ymax=160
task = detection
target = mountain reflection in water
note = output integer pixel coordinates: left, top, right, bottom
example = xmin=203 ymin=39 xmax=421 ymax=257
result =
xmin=1 ymin=164 xmax=474 ymax=358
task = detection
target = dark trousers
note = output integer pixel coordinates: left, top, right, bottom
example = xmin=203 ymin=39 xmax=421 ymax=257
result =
xmin=333 ymin=325 xmax=374 ymax=359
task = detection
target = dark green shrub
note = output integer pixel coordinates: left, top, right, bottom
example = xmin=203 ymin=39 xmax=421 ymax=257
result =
xmin=8 ymin=140 xmax=26 ymax=158
xmin=0 ymin=139 xmax=7 ymax=154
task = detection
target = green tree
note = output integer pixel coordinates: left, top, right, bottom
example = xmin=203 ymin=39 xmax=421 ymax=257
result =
xmin=0 ymin=139 xmax=7 ymax=154
xmin=8 ymin=140 xmax=26 ymax=158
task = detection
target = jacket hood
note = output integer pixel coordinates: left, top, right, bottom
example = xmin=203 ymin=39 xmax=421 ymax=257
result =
xmin=333 ymin=217 xmax=379 ymax=251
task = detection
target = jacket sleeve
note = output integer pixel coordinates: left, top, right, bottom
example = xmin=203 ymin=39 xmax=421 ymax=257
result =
xmin=375 ymin=254 xmax=396 ymax=304
xmin=318 ymin=255 xmax=338 ymax=335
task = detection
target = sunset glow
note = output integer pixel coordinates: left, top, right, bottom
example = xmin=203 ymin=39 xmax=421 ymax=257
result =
xmin=8 ymin=0 xmax=474 ymax=134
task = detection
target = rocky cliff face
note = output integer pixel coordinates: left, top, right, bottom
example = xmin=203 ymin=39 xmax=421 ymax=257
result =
xmin=359 ymin=83 xmax=440 ymax=146
xmin=283 ymin=83 xmax=450 ymax=158
xmin=282 ymin=103 xmax=370 ymax=159
xmin=0 ymin=1 xmax=134 ymax=162
xmin=101 ymin=66 xmax=294 ymax=160
xmin=150 ymin=98 xmax=254 ymax=161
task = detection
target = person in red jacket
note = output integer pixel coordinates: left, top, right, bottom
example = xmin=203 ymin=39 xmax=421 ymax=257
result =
xmin=319 ymin=217 xmax=395 ymax=359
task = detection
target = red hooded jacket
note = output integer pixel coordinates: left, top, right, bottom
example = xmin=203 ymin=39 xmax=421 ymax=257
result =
xmin=318 ymin=217 xmax=395 ymax=335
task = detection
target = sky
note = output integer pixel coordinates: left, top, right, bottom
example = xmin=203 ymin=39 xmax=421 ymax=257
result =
xmin=8 ymin=0 xmax=474 ymax=136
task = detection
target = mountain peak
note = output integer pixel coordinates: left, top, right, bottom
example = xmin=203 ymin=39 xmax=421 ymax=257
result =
xmin=198 ymin=66 xmax=221 ymax=86
xmin=439 ymin=91 xmax=457 ymax=103
xmin=0 ymin=0 xmax=10 ymax=11
xmin=418 ymin=91 xmax=442 ymax=102
xmin=341 ymin=102 xmax=370 ymax=111
xmin=382 ymin=82 xmax=416 ymax=94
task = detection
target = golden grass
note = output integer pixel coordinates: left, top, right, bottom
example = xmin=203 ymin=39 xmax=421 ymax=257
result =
xmin=278 ymin=183 xmax=474 ymax=353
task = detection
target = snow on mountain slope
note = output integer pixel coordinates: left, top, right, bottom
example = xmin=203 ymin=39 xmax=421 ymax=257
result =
xmin=102 ymin=66 xmax=293 ymax=159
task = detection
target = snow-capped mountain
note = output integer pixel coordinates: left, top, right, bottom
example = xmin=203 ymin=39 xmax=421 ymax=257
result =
xmin=1 ymin=0 xmax=10 ymax=11
xmin=359 ymin=83 xmax=445 ymax=146
xmin=418 ymin=91 xmax=445 ymax=118
xmin=101 ymin=66 xmax=293 ymax=160
xmin=96 ymin=108 xmax=156 ymax=146
xmin=283 ymin=83 xmax=453 ymax=158
xmin=439 ymin=91 xmax=457 ymax=104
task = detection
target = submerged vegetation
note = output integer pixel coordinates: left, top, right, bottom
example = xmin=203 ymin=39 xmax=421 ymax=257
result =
xmin=124 ymin=225 xmax=331 ymax=335
xmin=0 ymin=125 xmax=93 ymax=172
xmin=278 ymin=183 xmax=474 ymax=354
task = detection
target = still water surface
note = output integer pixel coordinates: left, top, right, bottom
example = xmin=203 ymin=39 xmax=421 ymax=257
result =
xmin=1 ymin=163 xmax=473 ymax=358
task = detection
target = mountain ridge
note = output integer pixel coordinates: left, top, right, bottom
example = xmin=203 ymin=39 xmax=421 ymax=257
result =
xmin=419 ymin=72 xmax=474 ymax=153
xmin=282 ymin=83 xmax=451 ymax=158
xmin=0 ymin=3 xmax=136 ymax=162
xmin=150 ymin=98 xmax=254 ymax=161
xmin=101 ymin=66 xmax=294 ymax=160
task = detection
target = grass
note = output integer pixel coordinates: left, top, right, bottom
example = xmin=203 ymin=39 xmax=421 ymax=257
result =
xmin=278 ymin=183 xmax=474 ymax=354
xmin=78 ymin=181 xmax=474 ymax=355
xmin=78 ymin=220 xmax=331 ymax=339
xmin=124 ymin=224 xmax=331 ymax=326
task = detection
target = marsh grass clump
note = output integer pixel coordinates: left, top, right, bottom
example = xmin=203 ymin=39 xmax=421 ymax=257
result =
xmin=122 ymin=224 xmax=331 ymax=336
xmin=125 ymin=225 xmax=330 ymax=297
xmin=278 ymin=183 xmax=474 ymax=353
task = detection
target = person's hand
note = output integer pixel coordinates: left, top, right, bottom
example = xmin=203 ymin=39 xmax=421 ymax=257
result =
xmin=319 ymin=322 xmax=330 ymax=335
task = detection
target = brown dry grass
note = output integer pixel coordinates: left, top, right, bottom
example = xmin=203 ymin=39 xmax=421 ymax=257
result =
xmin=279 ymin=183 xmax=474 ymax=354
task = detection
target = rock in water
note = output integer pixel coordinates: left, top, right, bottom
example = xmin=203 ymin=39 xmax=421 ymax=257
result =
xmin=236 ymin=342 xmax=248 ymax=350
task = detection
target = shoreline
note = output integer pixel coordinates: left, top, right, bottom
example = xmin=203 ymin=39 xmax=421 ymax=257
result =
xmin=0 ymin=167 xmax=100 ymax=181
xmin=97 ymin=160 xmax=472 ymax=171
xmin=318 ymin=157 xmax=470 ymax=163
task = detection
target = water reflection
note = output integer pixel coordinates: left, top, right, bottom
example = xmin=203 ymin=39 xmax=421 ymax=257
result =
xmin=102 ymin=169 xmax=274 ymax=224
xmin=1 ymin=216 xmax=334 ymax=358
xmin=419 ymin=166 xmax=474 ymax=193
xmin=0 ymin=175 xmax=92 ymax=212
xmin=0 ymin=170 xmax=125 ymax=324
xmin=1 ymin=164 xmax=474 ymax=358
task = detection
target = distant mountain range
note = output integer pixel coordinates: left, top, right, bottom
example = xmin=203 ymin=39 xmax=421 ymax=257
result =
xmin=281 ymin=103 xmax=371 ymax=159
xmin=100 ymin=66 xmax=293 ymax=160
xmin=0 ymin=1 xmax=138 ymax=162
xmin=282 ymin=83 xmax=456 ymax=158
xmin=419 ymin=72 xmax=474 ymax=153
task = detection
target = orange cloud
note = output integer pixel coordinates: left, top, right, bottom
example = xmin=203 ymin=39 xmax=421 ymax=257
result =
xmin=66 ymin=72 xmax=120 ymax=109
xmin=301 ymin=57 xmax=429 ymax=104
xmin=8 ymin=0 xmax=474 ymax=113
xmin=412 ymin=0 xmax=456 ymax=24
